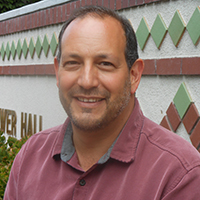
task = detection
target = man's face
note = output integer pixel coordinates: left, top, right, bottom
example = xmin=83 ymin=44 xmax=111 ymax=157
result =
xmin=55 ymin=16 xmax=135 ymax=131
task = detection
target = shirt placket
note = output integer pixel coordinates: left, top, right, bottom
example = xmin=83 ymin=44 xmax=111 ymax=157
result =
xmin=72 ymin=175 xmax=88 ymax=199
xmin=71 ymin=165 xmax=97 ymax=200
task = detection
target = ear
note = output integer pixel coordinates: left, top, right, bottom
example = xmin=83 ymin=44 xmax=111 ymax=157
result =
xmin=54 ymin=57 xmax=60 ymax=87
xmin=129 ymin=59 xmax=144 ymax=94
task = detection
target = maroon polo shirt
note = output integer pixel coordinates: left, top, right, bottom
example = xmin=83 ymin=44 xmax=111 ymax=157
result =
xmin=4 ymin=99 xmax=200 ymax=200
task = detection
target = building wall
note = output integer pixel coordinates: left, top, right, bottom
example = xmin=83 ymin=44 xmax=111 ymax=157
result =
xmin=0 ymin=0 xmax=200 ymax=150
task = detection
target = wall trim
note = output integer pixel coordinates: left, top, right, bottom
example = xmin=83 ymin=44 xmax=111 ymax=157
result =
xmin=143 ymin=57 xmax=200 ymax=75
xmin=0 ymin=64 xmax=55 ymax=76
xmin=0 ymin=0 xmax=164 ymax=36
xmin=0 ymin=57 xmax=199 ymax=76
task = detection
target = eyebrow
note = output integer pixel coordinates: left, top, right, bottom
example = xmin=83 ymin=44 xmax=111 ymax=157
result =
xmin=62 ymin=54 xmax=81 ymax=59
xmin=61 ymin=52 xmax=119 ymax=63
xmin=95 ymin=53 xmax=117 ymax=60
xmin=62 ymin=53 xmax=112 ymax=60
xmin=96 ymin=54 xmax=107 ymax=59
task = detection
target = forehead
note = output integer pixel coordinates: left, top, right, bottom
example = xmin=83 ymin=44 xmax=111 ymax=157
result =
xmin=61 ymin=15 xmax=126 ymax=51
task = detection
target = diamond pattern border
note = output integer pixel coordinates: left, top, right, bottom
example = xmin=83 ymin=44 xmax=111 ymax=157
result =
xmin=160 ymin=82 xmax=200 ymax=152
xmin=1 ymin=43 xmax=6 ymax=61
xmin=0 ymin=33 xmax=58 ymax=60
xmin=35 ymin=36 xmax=42 ymax=58
xmin=11 ymin=41 xmax=16 ymax=59
xmin=22 ymin=39 xmax=29 ymax=59
xmin=50 ymin=33 xmax=58 ymax=56
xmin=136 ymin=17 xmax=150 ymax=50
xmin=150 ymin=14 xmax=167 ymax=49
xmin=0 ymin=7 xmax=200 ymax=60
xmin=168 ymin=10 xmax=186 ymax=47
xmin=29 ymin=37 xmax=35 ymax=59
xmin=43 ymin=34 xmax=50 ymax=57
xmin=16 ymin=39 xmax=22 ymax=59
xmin=186 ymin=7 xmax=200 ymax=45
xmin=173 ymin=83 xmax=192 ymax=119
xmin=6 ymin=42 xmax=11 ymax=60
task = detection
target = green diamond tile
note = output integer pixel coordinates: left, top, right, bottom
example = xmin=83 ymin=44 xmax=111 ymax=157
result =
xmin=22 ymin=38 xmax=29 ymax=59
xmin=1 ymin=43 xmax=6 ymax=60
xmin=11 ymin=41 xmax=16 ymax=60
xmin=168 ymin=10 xmax=186 ymax=47
xmin=136 ymin=17 xmax=150 ymax=50
xmin=186 ymin=6 xmax=200 ymax=45
xmin=35 ymin=36 xmax=42 ymax=58
xmin=150 ymin=14 xmax=167 ymax=49
xmin=173 ymin=83 xmax=192 ymax=119
xmin=29 ymin=37 xmax=35 ymax=59
xmin=43 ymin=34 xmax=50 ymax=57
xmin=17 ymin=39 xmax=22 ymax=59
xmin=50 ymin=33 xmax=58 ymax=56
xmin=6 ymin=42 xmax=11 ymax=60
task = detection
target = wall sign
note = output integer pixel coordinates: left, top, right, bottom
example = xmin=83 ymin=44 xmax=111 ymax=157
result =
xmin=0 ymin=108 xmax=42 ymax=138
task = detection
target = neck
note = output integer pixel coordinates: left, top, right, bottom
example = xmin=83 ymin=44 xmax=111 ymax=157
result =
xmin=72 ymin=121 xmax=120 ymax=171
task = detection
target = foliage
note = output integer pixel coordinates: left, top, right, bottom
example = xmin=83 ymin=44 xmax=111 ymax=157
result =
xmin=0 ymin=131 xmax=29 ymax=199
xmin=0 ymin=0 xmax=41 ymax=14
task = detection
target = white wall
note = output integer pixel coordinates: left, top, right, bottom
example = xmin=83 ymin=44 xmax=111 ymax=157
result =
xmin=0 ymin=76 xmax=66 ymax=139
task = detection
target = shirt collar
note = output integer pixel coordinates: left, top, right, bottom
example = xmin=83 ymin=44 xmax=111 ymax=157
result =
xmin=52 ymin=98 xmax=144 ymax=164
xmin=110 ymin=98 xmax=144 ymax=163
xmin=60 ymin=122 xmax=75 ymax=162
xmin=51 ymin=118 xmax=70 ymax=160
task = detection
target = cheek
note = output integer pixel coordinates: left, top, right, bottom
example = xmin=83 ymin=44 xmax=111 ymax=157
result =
xmin=99 ymin=73 xmax=128 ymax=94
xmin=58 ymin=72 xmax=78 ymax=90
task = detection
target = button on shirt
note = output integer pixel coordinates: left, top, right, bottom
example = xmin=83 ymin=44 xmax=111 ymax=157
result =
xmin=4 ymin=99 xmax=200 ymax=200
xmin=79 ymin=179 xmax=86 ymax=186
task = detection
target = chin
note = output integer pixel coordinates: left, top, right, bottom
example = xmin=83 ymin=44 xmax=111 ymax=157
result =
xmin=71 ymin=115 xmax=109 ymax=131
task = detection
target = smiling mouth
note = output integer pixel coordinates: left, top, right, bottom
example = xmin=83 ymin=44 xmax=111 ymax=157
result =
xmin=77 ymin=97 xmax=103 ymax=103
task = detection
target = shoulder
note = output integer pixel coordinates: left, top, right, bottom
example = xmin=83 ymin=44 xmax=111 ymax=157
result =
xmin=23 ymin=124 xmax=63 ymax=150
xmin=28 ymin=124 xmax=63 ymax=143
xmin=141 ymin=117 xmax=200 ymax=171
xmin=19 ymin=119 xmax=69 ymax=159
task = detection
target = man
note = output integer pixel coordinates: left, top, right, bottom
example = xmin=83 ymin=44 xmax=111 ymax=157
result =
xmin=4 ymin=5 xmax=200 ymax=200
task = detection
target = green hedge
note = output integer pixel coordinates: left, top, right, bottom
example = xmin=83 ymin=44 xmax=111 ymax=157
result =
xmin=0 ymin=0 xmax=41 ymax=14
xmin=0 ymin=131 xmax=29 ymax=199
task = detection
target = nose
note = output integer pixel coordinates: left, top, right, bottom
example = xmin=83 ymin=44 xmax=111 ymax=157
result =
xmin=77 ymin=63 xmax=99 ymax=89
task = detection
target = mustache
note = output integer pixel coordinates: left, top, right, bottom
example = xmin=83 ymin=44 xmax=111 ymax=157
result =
xmin=68 ymin=86 xmax=111 ymax=98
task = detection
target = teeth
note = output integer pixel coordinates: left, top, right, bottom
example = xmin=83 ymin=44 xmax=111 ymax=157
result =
xmin=78 ymin=98 xmax=101 ymax=103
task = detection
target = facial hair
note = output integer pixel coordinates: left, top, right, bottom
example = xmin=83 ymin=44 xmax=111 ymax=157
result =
xmin=59 ymin=77 xmax=131 ymax=131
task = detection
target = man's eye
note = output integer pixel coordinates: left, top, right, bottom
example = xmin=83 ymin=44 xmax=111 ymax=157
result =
xmin=97 ymin=61 xmax=115 ymax=71
xmin=65 ymin=61 xmax=79 ymax=65
xmin=100 ymin=62 xmax=113 ymax=66
xmin=63 ymin=61 xmax=80 ymax=71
